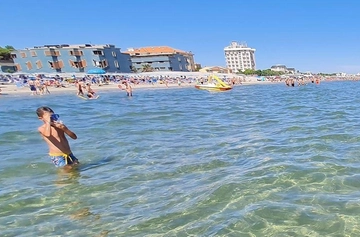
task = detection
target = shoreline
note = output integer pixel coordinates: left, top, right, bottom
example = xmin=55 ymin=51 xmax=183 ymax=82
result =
xmin=0 ymin=80 xmax=276 ymax=96
xmin=1 ymin=79 xmax=350 ymax=96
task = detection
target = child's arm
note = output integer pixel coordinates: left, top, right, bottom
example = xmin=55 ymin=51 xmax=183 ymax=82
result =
xmin=52 ymin=123 xmax=78 ymax=140
xmin=63 ymin=126 xmax=77 ymax=140
xmin=39 ymin=114 xmax=52 ymax=137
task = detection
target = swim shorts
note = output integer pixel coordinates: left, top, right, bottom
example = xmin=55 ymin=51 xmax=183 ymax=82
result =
xmin=49 ymin=153 xmax=79 ymax=167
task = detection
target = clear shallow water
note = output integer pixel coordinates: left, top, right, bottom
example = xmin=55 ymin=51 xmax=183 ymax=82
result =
xmin=1 ymin=82 xmax=360 ymax=236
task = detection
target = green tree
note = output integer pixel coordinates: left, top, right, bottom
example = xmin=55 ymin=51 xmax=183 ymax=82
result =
xmin=130 ymin=66 xmax=138 ymax=73
xmin=141 ymin=64 xmax=153 ymax=72
xmin=0 ymin=45 xmax=15 ymax=60
xmin=5 ymin=45 xmax=15 ymax=51
xmin=242 ymin=69 xmax=256 ymax=75
xmin=194 ymin=64 xmax=202 ymax=72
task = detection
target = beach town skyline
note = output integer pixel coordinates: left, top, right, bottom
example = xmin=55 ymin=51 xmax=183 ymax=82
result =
xmin=1 ymin=0 xmax=360 ymax=74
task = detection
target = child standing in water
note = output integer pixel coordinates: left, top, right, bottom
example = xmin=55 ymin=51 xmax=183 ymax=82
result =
xmin=36 ymin=106 xmax=79 ymax=168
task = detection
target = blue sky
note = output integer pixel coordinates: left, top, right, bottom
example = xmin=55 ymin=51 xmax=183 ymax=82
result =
xmin=1 ymin=0 xmax=360 ymax=73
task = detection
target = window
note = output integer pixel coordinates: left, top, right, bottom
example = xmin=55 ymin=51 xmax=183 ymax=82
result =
xmin=15 ymin=64 xmax=21 ymax=71
xmin=159 ymin=61 xmax=164 ymax=63
xmin=114 ymin=60 xmax=119 ymax=68
xmin=20 ymin=52 xmax=27 ymax=58
xmin=79 ymin=60 xmax=87 ymax=68
xmin=30 ymin=51 xmax=37 ymax=57
xmin=160 ymin=67 xmax=165 ymax=69
xmin=48 ymin=60 xmax=64 ymax=69
xmin=26 ymin=61 xmax=33 ymax=70
xmin=93 ymin=50 xmax=103 ymax=55
xmin=11 ymin=54 xmax=17 ymax=59
xmin=36 ymin=60 xmax=42 ymax=69
xmin=100 ymin=59 xmax=108 ymax=68
xmin=69 ymin=50 xmax=83 ymax=56
xmin=69 ymin=59 xmax=87 ymax=68
xmin=112 ymin=51 xmax=117 ymax=57
xmin=57 ymin=60 xmax=64 ymax=69
xmin=44 ymin=50 xmax=60 ymax=56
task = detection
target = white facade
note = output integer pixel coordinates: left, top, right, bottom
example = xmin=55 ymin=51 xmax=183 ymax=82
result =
xmin=224 ymin=41 xmax=256 ymax=72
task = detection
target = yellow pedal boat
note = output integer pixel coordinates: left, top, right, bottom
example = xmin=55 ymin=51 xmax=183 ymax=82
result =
xmin=195 ymin=75 xmax=232 ymax=92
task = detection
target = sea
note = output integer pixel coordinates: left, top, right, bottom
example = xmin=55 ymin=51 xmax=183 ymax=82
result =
xmin=1 ymin=81 xmax=360 ymax=236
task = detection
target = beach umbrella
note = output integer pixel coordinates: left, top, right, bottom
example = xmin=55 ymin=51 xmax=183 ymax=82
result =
xmin=87 ymin=69 xmax=106 ymax=74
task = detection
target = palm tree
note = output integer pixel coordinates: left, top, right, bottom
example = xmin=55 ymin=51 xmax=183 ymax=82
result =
xmin=141 ymin=64 xmax=153 ymax=72
xmin=130 ymin=66 xmax=138 ymax=73
xmin=5 ymin=45 xmax=15 ymax=51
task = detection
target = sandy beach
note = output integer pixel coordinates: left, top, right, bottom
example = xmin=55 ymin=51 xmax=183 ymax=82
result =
xmin=0 ymin=80 xmax=273 ymax=96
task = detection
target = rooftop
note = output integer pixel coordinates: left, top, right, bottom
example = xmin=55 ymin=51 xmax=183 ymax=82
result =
xmin=20 ymin=44 xmax=117 ymax=50
xmin=124 ymin=46 xmax=193 ymax=56
xmin=224 ymin=41 xmax=255 ymax=51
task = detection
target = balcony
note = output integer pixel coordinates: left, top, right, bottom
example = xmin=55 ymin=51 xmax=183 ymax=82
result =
xmin=69 ymin=59 xmax=87 ymax=69
xmin=48 ymin=60 xmax=64 ymax=69
xmin=69 ymin=50 xmax=83 ymax=56
xmin=44 ymin=50 xmax=60 ymax=57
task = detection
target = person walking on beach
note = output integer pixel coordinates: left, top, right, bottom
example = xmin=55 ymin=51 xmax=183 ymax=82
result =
xmin=36 ymin=106 xmax=79 ymax=168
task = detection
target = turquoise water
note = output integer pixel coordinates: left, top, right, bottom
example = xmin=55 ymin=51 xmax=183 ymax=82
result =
xmin=1 ymin=82 xmax=360 ymax=236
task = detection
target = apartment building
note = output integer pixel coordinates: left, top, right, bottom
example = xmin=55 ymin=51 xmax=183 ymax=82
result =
xmin=224 ymin=41 xmax=256 ymax=72
xmin=270 ymin=65 xmax=296 ymax=74
xmin=125 ymin=46 xmax=195 ymax=72
xmin=11 ymin=44 xmax=132 ymax=74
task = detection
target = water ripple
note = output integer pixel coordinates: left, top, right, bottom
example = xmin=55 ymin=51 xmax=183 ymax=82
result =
xmin=2 ymin=82 xmax=360 ymax=235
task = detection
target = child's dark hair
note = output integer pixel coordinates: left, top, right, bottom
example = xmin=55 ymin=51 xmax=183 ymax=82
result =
xmin=36 ymin=106 xmax=54 ymax=117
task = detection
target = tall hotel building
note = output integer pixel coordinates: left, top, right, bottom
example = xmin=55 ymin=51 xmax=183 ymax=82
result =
xmin=224 ymin=41 xmax=256 ymax=72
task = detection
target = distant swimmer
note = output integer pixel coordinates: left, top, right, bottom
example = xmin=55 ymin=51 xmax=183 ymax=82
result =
xmin=124 ymin=81 xmax=132 ymax=97
xmin=75 ymin=80 xmax=85 ymax=97
xmin=29 ymin=80 xmax=37 ymax=95
xmin=86 ymin=83 xmax=96 ymax=99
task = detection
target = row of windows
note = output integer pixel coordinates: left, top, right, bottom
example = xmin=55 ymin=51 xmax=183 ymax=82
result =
xmin=134 ymin=60 xmax=169 ymax=64
xmin=227 ymin=61 xmax=253 ymax=64
xmin=135 ymin=66 xmax=174 ymax=71
xmin=227 ymin=57 xmax=250 ymax=61
xmin=225 ymin=52 xmax=253 ymax=56
xmin=228 ymin=65 xmax=253 ymax=69
xmin=12 ymin=50 xmax=118 ymax=58
xmin=16 ymin=59 xmax=120 ymax=70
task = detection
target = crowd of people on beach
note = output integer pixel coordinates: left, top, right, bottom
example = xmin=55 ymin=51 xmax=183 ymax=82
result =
xmin=2 ymin=72 xmax=360 ymax=97
xmin=0 ymin=73 xmax=246 ymax=97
